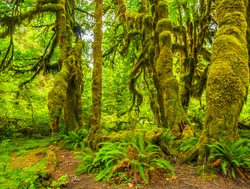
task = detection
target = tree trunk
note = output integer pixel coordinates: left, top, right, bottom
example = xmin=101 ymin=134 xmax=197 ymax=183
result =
xmin=203 ymin=0 xmax=249 ymax=143
xmin=48 ymin=0 xmax=84 ymax=133
xmin=247 ymin=1 xmax=250 ymax=67
xmin=86 ymin=0 xmax=103 ymax=149
xmin=155 ymin=1 xmax=187 ymax=137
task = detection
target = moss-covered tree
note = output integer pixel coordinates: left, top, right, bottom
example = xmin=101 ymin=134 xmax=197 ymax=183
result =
xmin=155 ymin=1 xmax=186 ymax=136
xmin=204 ymin=0 xmax=249 ymax=143
xmin=47 ymin=0 xmax=84 ymax=133
xmin=0 ymin=0 xmax=84 ymax=133
xmin=86 ymin=0 xmax=103 ymax=149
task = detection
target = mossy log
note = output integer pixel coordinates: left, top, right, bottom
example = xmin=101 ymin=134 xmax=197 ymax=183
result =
xmin=101 ymin=128 xmax=174 ymax=156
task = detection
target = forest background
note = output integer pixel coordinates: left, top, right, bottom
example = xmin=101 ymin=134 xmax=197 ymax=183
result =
xmin=0 ymin=0 xmax=249 ymax=188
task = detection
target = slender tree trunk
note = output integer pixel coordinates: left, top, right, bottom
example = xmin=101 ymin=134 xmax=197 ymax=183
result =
xmin=247 ymin=1 xmax=250 ymax=67
xmin=87 ymin=0 xmax=103 ymax=149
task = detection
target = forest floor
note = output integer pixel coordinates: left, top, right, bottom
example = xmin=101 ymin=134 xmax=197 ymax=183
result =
xmin=50 ymin=148 xmax=249 ymax=189
xmin=6 ymin=138 xmax=249 ymax=189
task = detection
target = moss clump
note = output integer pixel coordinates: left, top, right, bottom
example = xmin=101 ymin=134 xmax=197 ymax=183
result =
xmin=159 ymin=31 xmax=172 ymax=46
xmin=156 ymin=18 xmax=172 ymax=33
xmin=157 ymin=0 xmax=168 ymax=19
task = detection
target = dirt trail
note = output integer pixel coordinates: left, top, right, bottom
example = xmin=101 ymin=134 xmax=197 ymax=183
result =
xmin=51 ymin=149 xmax=249 ymax=189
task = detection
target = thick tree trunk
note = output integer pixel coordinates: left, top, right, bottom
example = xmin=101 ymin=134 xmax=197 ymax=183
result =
xmin=63 ymin=42 xmax=84 ymax=131
xmin=203 ymin=0 xmax=249 ymax=143
xmin=182 ymin=0 xmax=250 ymax=163
xmin=86 ymin=0 xmax=103 ymax=149
xmin=48 ymin=41 xmax=84 ymax=133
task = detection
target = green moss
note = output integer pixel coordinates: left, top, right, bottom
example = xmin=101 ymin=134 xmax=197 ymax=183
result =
xmin=216 ymin=0 xmax=245 ymax=24
xmin=143 ymin=14 xmax=153 ymax=30
xmin=159 ymin=31 xmax=172 ymax=46
xmin=156 ymin=18 xmax=172 ymax=33
xmin=157 ymin=0 xmax=168 ymax=19
xmin=204 ymin=0 xmax=249 ymax=142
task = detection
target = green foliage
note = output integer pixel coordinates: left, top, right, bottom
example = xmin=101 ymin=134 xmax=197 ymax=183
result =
xmin=160 ymin=128 xmax=175 ymax=144
xmin=208 ymin=139 xmax=250 ymax=179
xmin=179 ymin=136 xmax=199 ymax=152
xmin=76 ymin=133 xmax=174 ymax=185
xmin=0 ymin=137 xmax=67 ymax=188
xmin=62 ymin=129 xmax=88 ymax=150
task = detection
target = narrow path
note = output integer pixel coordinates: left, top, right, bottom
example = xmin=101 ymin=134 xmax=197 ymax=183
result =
xmin=52 ymin=150 xmax=249 ymax=189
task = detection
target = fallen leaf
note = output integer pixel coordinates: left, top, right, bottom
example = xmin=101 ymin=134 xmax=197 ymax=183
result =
xmin=128 ymin=182 xmax=133 ymax=188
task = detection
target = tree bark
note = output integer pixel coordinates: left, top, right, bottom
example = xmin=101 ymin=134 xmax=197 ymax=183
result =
xmin=86 ymin=0 xmax=103 ymax=149
xmin=48 ymin=0 xmax=84 ymax=133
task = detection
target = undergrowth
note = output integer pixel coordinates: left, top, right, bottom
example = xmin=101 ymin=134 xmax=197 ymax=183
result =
xmin=0 ymin=137 xmax=67 ymax=188
xmin=61 ymin=129 xmax=88 ymax=150
xmin=76 ymin=133 xmax=174 ymax=185
xmin=208 ymin=139 xmax=250 ymax=180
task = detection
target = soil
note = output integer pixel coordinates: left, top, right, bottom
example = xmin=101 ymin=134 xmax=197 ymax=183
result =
xmin=51 ymin=149 xmax=250 ymax=189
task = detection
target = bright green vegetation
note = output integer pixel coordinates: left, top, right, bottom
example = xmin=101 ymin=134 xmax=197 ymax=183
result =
xmin=0 ymin=0 xmax=250 ymax=187
xmin=0 ymin=137 xmax=67 ymax=188
xmin=76 ymin=133 xmax=174 ymax=184
xmin=208 ymin=139 xmax=250 ymax=179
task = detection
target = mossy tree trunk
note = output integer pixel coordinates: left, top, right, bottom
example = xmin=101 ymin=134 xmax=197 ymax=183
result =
xmin=247 ymin=1 xmax=250 ymax=67
xmin=48 ymin=0 xmax=84 ymax=133
xmin=86 ymin=0 xmax=103 ymax=149
xmin=204 ymin=0 xmax=249 ymax=142
xmin=155 ymin=1 xmax=187 ymax=137
xmin=194 ymin=0 xmax=249 ymax=162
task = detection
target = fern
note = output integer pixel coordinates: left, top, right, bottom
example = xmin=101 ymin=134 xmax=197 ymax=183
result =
xmin=76 ymin=134 xmax=174 ymax=185
xmin=179 ymin=136 xmax=199 ymax=152
xmin=208 ymin=139 xmax=250 ymax=179
xmin=62 ymin=129 xmax=88 ymax=150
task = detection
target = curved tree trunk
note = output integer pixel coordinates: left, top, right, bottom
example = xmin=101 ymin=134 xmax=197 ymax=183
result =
xmin=185 ymin=0 xmax=250 ymax=163
xmin=86 ymin=0 xmax=103 ymax=149
xmin=155 ymin=0 xmax=187 ymax=137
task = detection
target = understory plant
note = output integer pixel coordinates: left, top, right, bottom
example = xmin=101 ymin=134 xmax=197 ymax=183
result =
xmin=62 ymin=129 xmax=88 ymax=150
xmin=76 ymin=133 xmax=174 ymax=185
xmin=208 ymin=139 xmax=250 ymax=180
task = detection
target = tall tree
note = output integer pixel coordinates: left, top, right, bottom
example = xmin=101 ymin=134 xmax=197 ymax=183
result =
xmin=86 ymin=0 xmax=103 ymax=149
xmin=47 ymin=0 xmax=84 ymax=133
